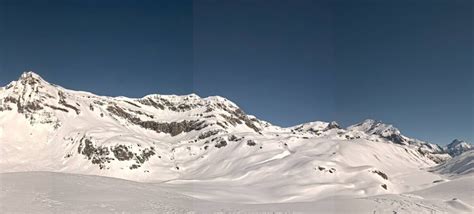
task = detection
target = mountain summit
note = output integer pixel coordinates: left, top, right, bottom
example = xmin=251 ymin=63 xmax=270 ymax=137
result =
xmin=445 ymin=139 xmax=473 ymax=157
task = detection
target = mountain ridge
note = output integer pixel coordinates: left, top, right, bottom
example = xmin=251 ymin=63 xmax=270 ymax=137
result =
xmin=0 ymin=71 xmax=465 ymax=203
xmin=0 ymin=72 xmax=455 ymax=164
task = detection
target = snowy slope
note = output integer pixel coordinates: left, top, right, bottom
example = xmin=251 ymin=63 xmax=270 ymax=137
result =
xmin=431 ymin=150 xmax=474 ymax=176
xmin=0 ymin=72 xmax=465 ymax=209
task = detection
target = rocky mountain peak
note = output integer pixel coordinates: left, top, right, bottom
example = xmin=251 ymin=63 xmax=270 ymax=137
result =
xmin=327 ymin=121 xmax=341 ymax=129
xmin=445 ymin=139 xmax=472 ymax=157
xmin=15 ymin=71 xmax=50 ymax=88
xmin=348 ymin=119 xmax=407 ymax=145
xmin=6 ymin=71 xmax=55 ymax=96
xmin=349 ymin=119 xmax=400 ymax=135
xmin=19 ymin=71 xmax=44 ymax=81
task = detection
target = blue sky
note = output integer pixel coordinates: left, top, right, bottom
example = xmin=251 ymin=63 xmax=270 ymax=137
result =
xmin=0 ymin=0 xmax=472 ymax=145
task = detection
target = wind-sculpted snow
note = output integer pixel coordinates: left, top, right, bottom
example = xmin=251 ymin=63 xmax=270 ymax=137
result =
xmin=0 ymin=72 xmax=471 ymax=213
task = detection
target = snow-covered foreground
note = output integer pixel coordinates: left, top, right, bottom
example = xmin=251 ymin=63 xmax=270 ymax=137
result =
xmin=0 ymin=172 xmax=472 ymax=213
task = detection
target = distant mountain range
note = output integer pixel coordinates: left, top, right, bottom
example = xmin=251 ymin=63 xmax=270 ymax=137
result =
xmin=0 ymin=72 xmax=471 ymax=203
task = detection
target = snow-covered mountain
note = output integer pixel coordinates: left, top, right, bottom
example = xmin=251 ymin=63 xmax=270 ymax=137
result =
xmin=346 ymin=119 xmax=451 ymax=163
xmin=0 ymin=71 xmax=458 ymax=204
xmin=445 ymin=139 xmax=473 ymax=157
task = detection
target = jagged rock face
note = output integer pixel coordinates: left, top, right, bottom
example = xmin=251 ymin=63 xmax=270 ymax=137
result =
xmin=445 ymin=139 xmax=473 ymax=157
xmin=106 ymin=104 xmax=208 ymax=136
xmin=0 ymin=72 xmax=263 ymax=135
xmin=0 ymin=72 xmax=64 ymax=127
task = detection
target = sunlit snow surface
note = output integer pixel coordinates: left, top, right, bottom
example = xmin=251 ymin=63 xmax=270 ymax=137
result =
xmin=0 ymin=172 xmax=472 ymax=213
xmin=0 ymin=72 xmax=473 ymax=213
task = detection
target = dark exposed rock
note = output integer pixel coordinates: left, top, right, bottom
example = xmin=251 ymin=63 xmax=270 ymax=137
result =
xmin=4 ymin=96 xmax=18 ymax=104
xmin=77 ymin=139 xmax=113 ymax=169
xmin=216 ymin=122 xmax=226 ymax=128
xmin=141 ymin=120 xmax=207 ymax=136
xmin=316 ymin=166 xmax=336 ymax=173
xmin=326 ymin=121 xmax=341 ymax=130
xmin=74 ymin=143 xmax=155 ymax=169
xmin=220 ymin=114 xmax=242 ymax=125
xmin=54 ymin=91 xmax=80 ymax=115
xmin=135 ymin=148 xmax=155 ymax=164
xmin=93 ymin=100 xmax=105 ymax=106
xmin=247 ymin=140 xmax=257 ymax=146
xmin=233 ymin=109 xmax=260 ymax=132
xmin=24 ymin=101 xmax=43 ymax=112
xmin=381 ymin=184 xmax=388 ymax=190
xmin=19 ymin=72 xmax=42 ymax=85
xmin=0 ymin=106 xmax=12 ymax=111
xmin=129 ymin=164 xmax=140 ymax=170
xmin=215 ymin=140 xmax=228 ymax=148
xmin=372 ymin=170 xmax=388 ymax=180
xmin=177 ymin=103 xmax=192 ymax=111
xmin=112 ymin=145 xmax=134 ymax=161
xmin=215 ymin=103 xmax=260 ymax=132
xmin=148 ymin=97 xmax=199 ymax=112
xmin=228 ymin=135 xmax=239 ymax=141
xmin=12 ymin=99 xmax=44 ymax=114
xmin=138 ymin=98 xmax=165 ymax=110
xmin=124 ymin=100 xmax=141 ymax=108
xmin=45 ymin=104 xmax=69 ymax=113
xmin=385 ymin=134 xmax=405 ymax=145
xmin=107 ymin=105 xmax=207 ymax=136
xmin=198 ymin=130 xmax=220 ymax=139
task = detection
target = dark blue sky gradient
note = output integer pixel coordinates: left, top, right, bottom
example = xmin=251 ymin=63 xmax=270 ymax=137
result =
xmin=0 ymin=0 xmax=472 ymax=145
xmin=331 ymin=0 xmax=473 ymax=145
xmin=0 ymin=0 xmax=194 ymax=95
xmin=193 ymin=0 xmax=336 ymax=126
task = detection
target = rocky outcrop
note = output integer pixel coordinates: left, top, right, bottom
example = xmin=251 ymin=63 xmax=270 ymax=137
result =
xmin=77 ymin=137 xmax=157 ymax=170
xmin=107 ymin=105 xmax=207 ymax=136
